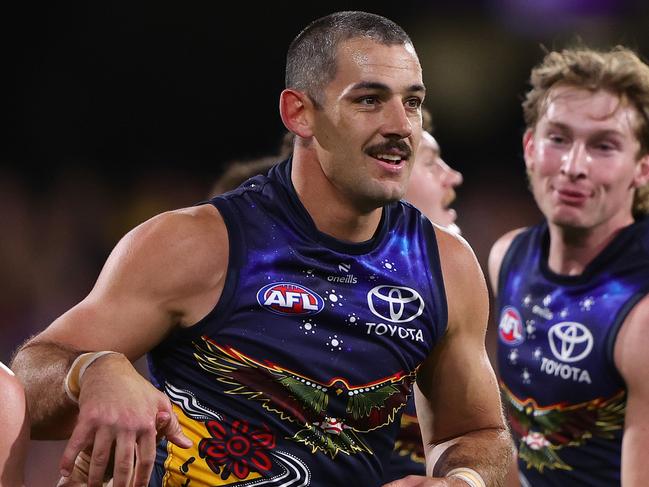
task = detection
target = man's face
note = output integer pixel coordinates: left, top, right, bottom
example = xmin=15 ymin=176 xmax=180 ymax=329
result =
xmin=405 ymin=131 xmax=463 ymax=228
xmin=525 ymin=86 xmax=649 ymax=231
xmin=310 ymin=38 xmax=425 ymax=211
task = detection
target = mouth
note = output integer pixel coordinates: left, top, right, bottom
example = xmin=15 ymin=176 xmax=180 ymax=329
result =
xmin=554 ymin=187 xmax=591 ymax=205
xmin=374 ymin=153 xmax=405 ymax=165
xmin=366 ymin=142 xmax=411 ymax=171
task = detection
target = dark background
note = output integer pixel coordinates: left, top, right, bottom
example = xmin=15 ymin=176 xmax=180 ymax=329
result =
xmin=3 ymin=1 xmax=649 ymax=484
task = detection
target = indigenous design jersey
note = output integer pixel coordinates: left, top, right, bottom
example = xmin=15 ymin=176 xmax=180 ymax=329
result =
xmin=148 ymin=159 xmax=447 ymax=486
xmin=496 ymin=219 xmax=649 ymax=487
xmin=382 ymin=396 xmax=426 ymax=482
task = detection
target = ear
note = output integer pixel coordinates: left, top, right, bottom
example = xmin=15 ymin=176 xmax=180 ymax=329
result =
xmin=633 ymin=153 xmax=649 ymax=188
xmin=522 ymin=128 xmax=535 ymax=171
xmin=279 ymin=89 xmax=315 ymax=138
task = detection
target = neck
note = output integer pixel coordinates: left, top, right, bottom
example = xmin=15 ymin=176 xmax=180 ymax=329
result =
xmin=291 ymin=147 xmax=383 ymax=243
xmin=546 ymin=217 xmax=633 ymax=275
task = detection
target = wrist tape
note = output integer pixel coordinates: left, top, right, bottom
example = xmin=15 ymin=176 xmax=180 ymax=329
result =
xmin=446 ymin=467 xmax=486 ymax=487
xmin=64 ymin=351 xmax=120 ymax=404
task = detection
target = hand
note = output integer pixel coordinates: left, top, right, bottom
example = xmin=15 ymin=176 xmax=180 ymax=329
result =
xmin=59 ymin=354 xmax=192 ymax=487
xmin=383 ymin=475 xmax=468 ymax=487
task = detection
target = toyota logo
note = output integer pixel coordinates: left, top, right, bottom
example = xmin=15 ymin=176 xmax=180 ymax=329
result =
xmin=548 ymin=322 xmax=593 ymax=363
xmin=367 ymin=285 xmax=424 ymax=323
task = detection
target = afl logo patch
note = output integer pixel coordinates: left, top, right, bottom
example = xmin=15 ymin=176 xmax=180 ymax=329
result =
xmin=257 ymin=282 xmax=324 ymax=316
xmin=498 ymin=306 xmax=524 ymax=346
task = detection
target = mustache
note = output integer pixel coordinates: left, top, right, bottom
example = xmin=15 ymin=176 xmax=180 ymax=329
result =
xmin=365 ymin=140 xmax=412 ymax=159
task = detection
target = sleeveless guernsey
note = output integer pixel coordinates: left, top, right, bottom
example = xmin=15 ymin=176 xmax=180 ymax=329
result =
xmin=496 ymin=219 xmax=649 ymax=486
xmin=382 ymin=396 xmax=426 ymax=482
xmin=148 ymin=159 xmax=447 ymax=486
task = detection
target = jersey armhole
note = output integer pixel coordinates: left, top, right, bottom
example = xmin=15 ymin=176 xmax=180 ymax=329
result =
xmin=497 ymin=231 xmax=528 ymax=303
xmin=605 ymin=290 xmax=649 ymax=383
xmin=162 ymin=196 xmax=246 ymax=344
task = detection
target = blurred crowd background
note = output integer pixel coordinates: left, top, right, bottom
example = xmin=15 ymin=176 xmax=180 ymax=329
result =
xmin=3 ymin=1 xmax=649 ymax=484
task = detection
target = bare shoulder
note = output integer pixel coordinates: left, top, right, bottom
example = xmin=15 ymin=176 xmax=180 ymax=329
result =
xmin=614 ymin=293 xmax=649 ymax=389
xmin=487 ymin=227 xmax=527 ymax=293
xmin=435 ymin=226 xmax=482 ymax=281
xmin=108 ymin=204 xmax=228 ymax=291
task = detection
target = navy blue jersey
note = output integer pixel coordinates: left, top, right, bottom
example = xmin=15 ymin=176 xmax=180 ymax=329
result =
xmin=147 ymin=159 xmax=448 ymax=486
xmin=496 ymin=219 xmax=649 ymax=487
xmin=382 ymin=395 xmax=426 ymax=482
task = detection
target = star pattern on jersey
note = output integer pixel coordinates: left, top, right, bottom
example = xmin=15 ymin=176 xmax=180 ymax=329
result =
xmin=502 ymin=384 xmax=626 ymax=472
xmin=193 ymin=336 xmax=416 ymax=459
xmin=525 ymin=320 xmax=536 ymax=338
xmin=523 ymin=294 xmax=532 ymax=307
xmin=579 ymin=296 xmax=595 ymax=311
xmin=508 ymin=349 xmax=519 ymax=365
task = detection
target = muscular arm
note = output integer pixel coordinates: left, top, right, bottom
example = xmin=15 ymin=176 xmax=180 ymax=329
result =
xmin=11 ymin=204 xmax=228 ymax=486
xmin=0 ymin=362 xmax=28 ymax=487
xmin=414 ymin=229 xmax=513 ymax=486
xmin=614 ymin=294 xmax=649 ymax=487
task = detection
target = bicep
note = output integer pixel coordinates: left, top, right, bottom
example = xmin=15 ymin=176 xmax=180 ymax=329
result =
xmin=37 ymin=289 xmax=172 ymax=361
xmin=32 ymin=207 xmax=227 ymax=360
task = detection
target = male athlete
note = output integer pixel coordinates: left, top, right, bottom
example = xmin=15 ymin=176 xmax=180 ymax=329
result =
xmin=14 ymin=11 xmax=511 ymax=487
xmin=490 ymin=46 xmax=649 ymax=486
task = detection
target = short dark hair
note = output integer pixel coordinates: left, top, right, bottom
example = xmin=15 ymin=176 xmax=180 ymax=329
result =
xmin=285 ymin=11 xmax=413 ymax=107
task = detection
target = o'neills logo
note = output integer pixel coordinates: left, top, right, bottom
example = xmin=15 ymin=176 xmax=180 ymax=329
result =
xmin=327 ymin=274 xmax=358 ymax=284
xmin=257 ymin=282 xmax=324 ymax=316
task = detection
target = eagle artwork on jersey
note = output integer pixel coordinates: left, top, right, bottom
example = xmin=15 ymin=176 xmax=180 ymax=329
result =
xmin=502 ymin=385 xmax=625 ymax=471
xmin=193 ymin=337 xmax=416 ymax=458
xmin=161 ymin=337 xmax=417 ymax=484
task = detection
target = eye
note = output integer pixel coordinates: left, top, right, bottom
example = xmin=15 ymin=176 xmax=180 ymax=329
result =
xmin=548 ymin=133 xmax=566 ymax=144
xmin=405 ymin=97 xmax=422 ymax=109
xmin=593 ymin=141 xmax=617 ymax=152
xmin=357 ymin=96 xmax=379 ymax=106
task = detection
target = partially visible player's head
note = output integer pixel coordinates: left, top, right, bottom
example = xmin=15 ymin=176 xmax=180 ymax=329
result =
xmin=209 ymin=156 xmax=278 ymax=197
xmin=405 ymin=106 xmax=463 ymax=233
xmin=209 ymin=132 xmax=294 ymax=198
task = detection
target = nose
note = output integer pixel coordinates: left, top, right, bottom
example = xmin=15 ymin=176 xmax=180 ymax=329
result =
xmin=380 ymin=99 xmax=412 ymax=139
xmin=560 ymin=142 xmax=588 ymax=180
xmin=438 ymin=158 xmax=463 ymax=187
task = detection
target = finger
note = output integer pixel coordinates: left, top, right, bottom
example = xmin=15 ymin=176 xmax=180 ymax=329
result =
xmin=60 ymin=425 xmax=93 ymax=477
xmin=160 ymin=410 xmax=192 ymax=449
xmin=59 ymin=450 xmax=92 ymax=486
xmin=132 ymin=429 xmax=156 ymax=487
xmin=56 ymin=475 xmax=83 ymax=487
xmin=111 ymin=430 xmax=135 ymax=487
xmin=154 ymin=411 xmax=170 ymax=442
xmin=87 ymin=428 xmax=114 ymax=487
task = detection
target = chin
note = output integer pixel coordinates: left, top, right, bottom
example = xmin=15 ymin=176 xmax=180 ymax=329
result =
xmin=550 ymin=213 xmax=591 ymax=229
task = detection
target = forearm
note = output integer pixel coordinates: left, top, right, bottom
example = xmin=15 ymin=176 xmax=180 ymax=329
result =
xmin=427 ymin=427 xmax=514 ymax=487
xmin=11 ymin=340 xmax=81 ymax=439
